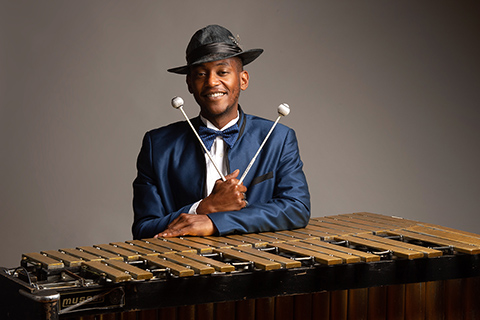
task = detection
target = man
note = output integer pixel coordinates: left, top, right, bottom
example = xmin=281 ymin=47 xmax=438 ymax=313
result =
xmin=132 ymin=25 xmax=310 ymax=239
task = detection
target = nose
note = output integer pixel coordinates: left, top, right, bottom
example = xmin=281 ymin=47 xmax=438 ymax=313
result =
xmin=206 ymin=72 xmax=220 ymax=87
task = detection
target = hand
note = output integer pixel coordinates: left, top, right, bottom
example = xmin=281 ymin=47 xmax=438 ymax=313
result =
xmin=155 ymin=213 xmax=218 ymax=238
xmin=196 ymin=169 xmax=248 ymax=214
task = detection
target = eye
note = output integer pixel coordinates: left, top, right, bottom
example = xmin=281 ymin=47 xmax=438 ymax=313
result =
xmin=194 ymin=71 xmax=206 ymax=78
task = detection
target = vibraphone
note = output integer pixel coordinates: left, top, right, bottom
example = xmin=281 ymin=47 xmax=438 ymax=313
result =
xmin=1 ymin=212 xmax=480 ymax=320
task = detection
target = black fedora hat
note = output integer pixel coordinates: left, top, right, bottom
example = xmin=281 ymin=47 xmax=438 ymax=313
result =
xmin=167 ymin=25 xmax=263 ymax=74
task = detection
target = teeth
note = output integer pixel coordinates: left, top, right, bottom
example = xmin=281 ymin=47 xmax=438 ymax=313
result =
xmin=207 ymin=92 xmax=225 ymax=98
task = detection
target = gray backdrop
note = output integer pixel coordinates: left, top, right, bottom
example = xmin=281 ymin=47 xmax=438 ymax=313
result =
xmin=1 ymin=1 xmax=479 ymax=267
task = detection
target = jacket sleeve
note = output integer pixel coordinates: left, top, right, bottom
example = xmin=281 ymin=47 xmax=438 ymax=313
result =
xmin=132 ymin=132 xmax=193 ymax=239
xmin=208 ymin=128 xmax=311 ymax=235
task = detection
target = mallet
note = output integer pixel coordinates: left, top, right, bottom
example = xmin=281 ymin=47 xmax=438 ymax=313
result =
xmin=171 ymin=96 xmax=226 ymax=181
xmin=238 ymin=103 xmax=290 ymax=184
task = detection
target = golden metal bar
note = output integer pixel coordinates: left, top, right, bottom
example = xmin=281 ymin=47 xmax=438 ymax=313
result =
xmin=142 ymin=255 xmax=195 ymax=277
xmin=143 ymin=238 xmax=197 ymax=253
xmin=160 ymin=237 xmax=213 ymax=253
xmin=82 ymin=261 xmax=131 ymax=282
xmin=237 ymin=247 xmax=301 ymax=269
xmin=22 ymin=252 xmax=64 ymax=270
xmin=179 ymin=252 xmax=235 ymax=273
xmin=60 ymin=248 xmax=104 ymax=262
xmin=213 ymin=248 xmax=281 ymax=271
xmin=204 ymin=236 xmax=253 ymax=248
xmin=273 ymin=242 xmax=343 ymax=265
xmin=386 ymin=230 xmax=480 ymax=255
xmin=41 ymin=250 xmax=83 ymax=267
xmin=226 ymin=234 xmax=269 ymax=247
xmin=187 ymin=237 xmax=234 ymax=249
xmin=159 ymin=253 xmax=215 ymax=275
xmin=355 ymin=233 xmax=442 ymax=258
xmin=292 ymin=241 xmax=361 ymax=264
xmin=77 ymin=246 xmax=124 ymax=260
xmin=335 ymin=235 xmax=424 ymax=260
xmin=299 ymin=239 xmax=379 ymax=262
xmin=94 ymin=244 xmax=140 ymax=261
xmin=104 ymin=260 xmax=153 ymax=280
xmin=110 ymin=242 xmax=157 ymax=256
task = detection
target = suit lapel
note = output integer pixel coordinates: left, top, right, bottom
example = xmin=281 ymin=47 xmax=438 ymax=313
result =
xmin=228 ymin=114 xmax=261 ymax=187
xmin=174 ymin=117 xmax=206 ymax=202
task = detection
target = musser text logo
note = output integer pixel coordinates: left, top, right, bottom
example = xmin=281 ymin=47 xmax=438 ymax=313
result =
xmin=60 ymin=289 xmax=107 ymax=310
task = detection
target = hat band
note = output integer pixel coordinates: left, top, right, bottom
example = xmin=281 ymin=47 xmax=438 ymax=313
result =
xmin=187 ymin=42 xmax=243 ymax=65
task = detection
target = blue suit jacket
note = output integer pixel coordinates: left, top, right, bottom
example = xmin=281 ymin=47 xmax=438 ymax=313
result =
xmin=132 ymin=109 xmax=310 ymax=239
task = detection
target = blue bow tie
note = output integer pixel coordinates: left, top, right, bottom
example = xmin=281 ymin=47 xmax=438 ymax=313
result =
xmin=198 ymin=124 xmax=239 ymax=150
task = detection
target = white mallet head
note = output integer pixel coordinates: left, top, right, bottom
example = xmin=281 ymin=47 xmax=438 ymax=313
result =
xmin=171 ymin=96 xmax=184 ymax=109
xmin=277 ymin=103 xmax=290 ymax=117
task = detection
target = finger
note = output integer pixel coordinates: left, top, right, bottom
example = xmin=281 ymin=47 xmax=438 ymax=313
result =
xmin=164 ymin=215 xmax=216 ymax=237
xmin=229 ymin=182 xmax=247 ymax=193
xmin=224 ymin=169 xmax=240 ymax=180
xmin=224 ymin=178 xmax=245 ymax=188
xmin=159 ymin=222 xmax=190 ymax=237
xmin=156 ymin=214 xmax=189 ymax=237
xmin=229 ymin=177 xmax=247 ymax=188
xmin=161 ymin=228 xmax=186 ymax=238
xmin=237 ymin=183 xmax=247 ymax=193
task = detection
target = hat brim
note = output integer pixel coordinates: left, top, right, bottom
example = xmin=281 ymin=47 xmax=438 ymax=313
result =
xmin=167 ymin=49 xmax=264 ymax=74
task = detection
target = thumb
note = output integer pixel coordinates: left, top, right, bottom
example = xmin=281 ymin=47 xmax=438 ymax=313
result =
xmin=225 ymin=169 xmax=240 ymax=180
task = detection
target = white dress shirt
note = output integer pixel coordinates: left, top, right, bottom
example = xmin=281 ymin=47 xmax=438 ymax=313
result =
xmin=188 ymin=112 xmax=240 ymax=214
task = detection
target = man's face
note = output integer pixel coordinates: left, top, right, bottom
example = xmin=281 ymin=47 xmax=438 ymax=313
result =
xmin=187 ymin=57 xmax=249 ymax=128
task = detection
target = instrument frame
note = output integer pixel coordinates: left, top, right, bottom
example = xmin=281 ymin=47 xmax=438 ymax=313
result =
xmin=1 ymin=253 xmax=480 ymax=319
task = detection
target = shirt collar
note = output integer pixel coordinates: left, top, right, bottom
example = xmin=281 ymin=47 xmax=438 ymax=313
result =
xmin=200 ymin=111 xmax=240 ymax=131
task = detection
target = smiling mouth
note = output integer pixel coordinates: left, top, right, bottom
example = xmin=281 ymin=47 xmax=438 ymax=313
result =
xmin=205 ymin=92 xmax=226 ymax=98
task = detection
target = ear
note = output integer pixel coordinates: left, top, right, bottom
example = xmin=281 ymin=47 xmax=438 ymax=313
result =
xmin=240 ymin=70 xmax=249 ymax=91
xmin=186 ymin=74 xmax=193 ymax=93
